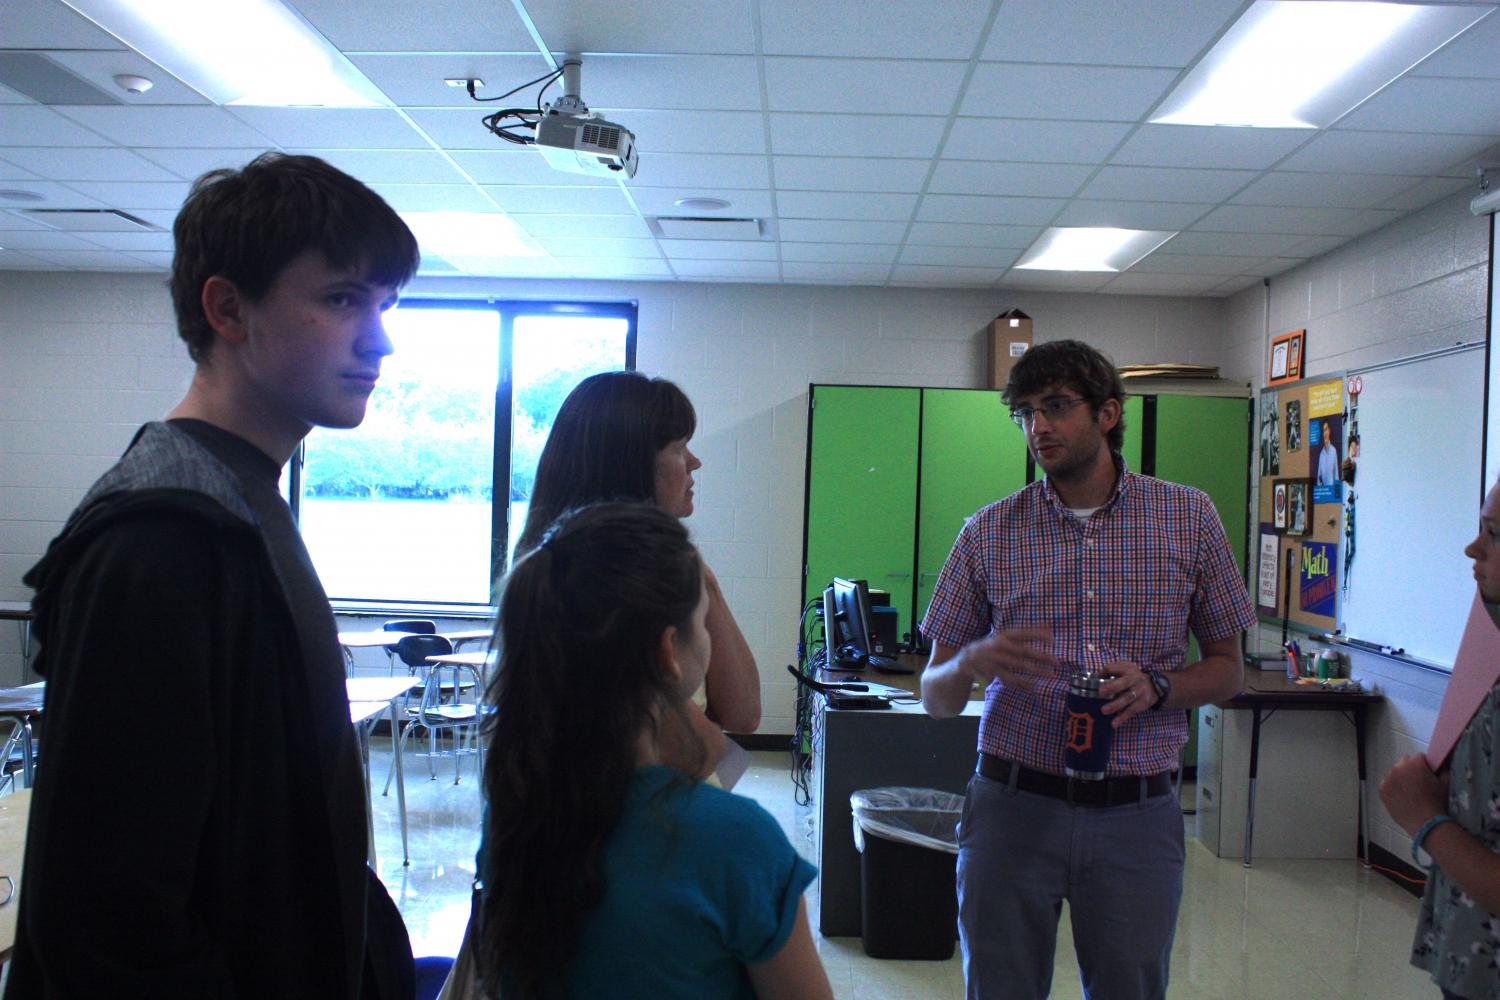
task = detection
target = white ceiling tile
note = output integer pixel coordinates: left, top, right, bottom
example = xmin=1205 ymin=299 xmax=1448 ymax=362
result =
xmin=769 ymin=113 xmax=947 ymax=158
xmin=111 ymin=208 xmax=177 ymax=229
xmin=1285 ymin=236 xmax=1349 ymax=258
xmin=0 ymin=181 xmax=103 ymax=208
xmin=1193 ymin=204 xmax=1402 ymax=237
xmin=0 ymin=160 xmax=41 ymax=181
xmin=286 ymin=0 xmax=537 ymax=51
xmin=1 ymin=146 xmax=180 ymax=182
xmin=916 ymin=194 xmax=1063 ymax=226
xmin=1337 ymin=78 xmax=1500 ymax=135
xmin=1441 ymin=140 xmax=1500 ymax=182
xmin=525 ymin=0 xmax=756 ymax=54
xmin=1286 ymin=130 xmax=1498 ymax=176
xmin=0 ymin=229 xmax=105 ymax=251
xmin=0 ymin=0 xmax=126 ymax=49
xmin=661 ymin=240 xmax=777 ymax=261
xmin=782 ymin=262 xmax=891 ymax=283
xmin=962 ymin=64 xmax=1178 ymax=121
xmin=898 ymin=245 xmax=1020 ymax=268
xmin=996 ymin=270 xmax=1113 ymax=292
xmin=890 ymin=265 xmax=1004 ymax=285
xmin=775 ymin=219 xmax=910 ymax=243
xmin=226 ymin=108 xmax=430 ymax=150
xmin=485 ymin=184 xmax=638 ymax=214
xmin=1411 ymin=14 xmax=1500 ymax=80
xmin=57 ymin=107 xmax=274 ymax=148
xmin=780 ymin=242 xmax=898 ymax=264
xmin=670 ymin=259 xmax=779 ymax=279
xmin=0 ymin=249 xmax=48 ymax=268
xmin=25 ymin=248 xmax=148 ymax=269
xmin=0 ymin=211 xmax=57 ymax=231
xmin=944 ymin=118 xmax=1132 ymax=162
xmin=758 ymin=0 xmax=994 ymax=58
xmin=0 ymin=83 xmax=32 ymax=105
xmin=61 ymin=180 xmax=192 ymax=210
xmin=765 ymin=58 xmax=968 ymax=115
xmin=557 ymin=257 xmax=672 ymax=278
xmin=627 ymin=153 xmax=770 ymax=190
xmin=1233 ymin=257 xmax=1306 ymax=278
xmin=1079 ymin=165 xmax=1257 ymax=203
xmin=75 ymin=230 xmax=175 ymax=251
xmin=1163 ymin=231 xmax=1309 ymax=257
xmin=347 ymin=54 xmax=557 ymax=109
xmin=906 ymin=221 xmax=1040 ymax=248
xmin=928 ymin=160 xmax=1092 ymax=198
xmin=1230 ymin=171 xmax=1417 ymax=209
xmin=630 ymin=187 xmax=772 ymax=217
xmin=444 ymin=255 xmax=569 ymax=277
xmin=368 ymin=183 xmax=494 ymax=212
xmin=447 ymin=149 xmax=610 ymax=186
xmin=1112 ymin=125 xmax=1309 ymax=170
xmin=1053 ymin=199 xmax=1212 ymax=230
xmin=1127 ymin=252 xmax=1265 ymax=276
xmin=547 ymin=55 xmax=760 ymax=111
xmin=776 ymin=191 xmax=917 ymax=221
xmin=1213 ymin=275 xmax=1263 ymax=295
xmin=982 ymin=0 xmax=1244 ymax=67
xmin=404 ymin=109 xmax=529 ymax=151
xmin=1098 ymin=272 xmax=1227 ymax=296
xmin=536 ymin=236 xmax=662 ymax=258
xmin=123 ymin=251 xmax=173 ymax=269
xmin=286 ymin=148 xmax=472 ymax=185
xmin=511 ymin=214 xmax=653 ymax=238
xmin=133 ymin=148 xmax=280 ymax=180
xmin=0 ymin=106 xmax=114 ymax=147
xmin=589 ymin=109 xmax=769 ymax=155
xmin=1381 ymin=176 xmax=1473 ymax=212
xmin=773 ymin=156 xmax=930 ymax=193
xmin=45 ymin=51 xmax=209 ymax=106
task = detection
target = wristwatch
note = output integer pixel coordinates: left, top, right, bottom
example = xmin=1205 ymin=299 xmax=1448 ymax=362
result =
xmin=1148 ymin=671 xmax=1172 ymax=710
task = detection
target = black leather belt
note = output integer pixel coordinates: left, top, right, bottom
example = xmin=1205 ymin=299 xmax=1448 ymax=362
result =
xmin=978 ymin=753 xmax=1172 ymax=807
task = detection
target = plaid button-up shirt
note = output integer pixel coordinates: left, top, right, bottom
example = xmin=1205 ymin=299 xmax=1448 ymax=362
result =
xmin=921 ymin=464 xmax=1256 ymax=777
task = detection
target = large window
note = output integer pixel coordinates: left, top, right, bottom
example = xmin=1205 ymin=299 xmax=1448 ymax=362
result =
xmin=293 ymin=300 xmax=635 ymax=607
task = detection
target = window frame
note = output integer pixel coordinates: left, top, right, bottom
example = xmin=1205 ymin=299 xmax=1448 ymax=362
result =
xmin=291 ymin=296 xmax=637 ymax=613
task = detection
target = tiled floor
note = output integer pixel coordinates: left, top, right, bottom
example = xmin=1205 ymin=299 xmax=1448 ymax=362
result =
xmin=367 ymin=743 xmax=1438 ymax=999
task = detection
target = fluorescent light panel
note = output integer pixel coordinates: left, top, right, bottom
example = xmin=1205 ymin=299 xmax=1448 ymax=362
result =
xmin=400 ymin=212 xmax=547 ymax=261
xmin=59 ymin=0 xmax=389 ymax=107
xmin=1014 ymin=228 xmax=1176 ymax=272
xmin=1152 ymin=1 xmax=1490 ymax=129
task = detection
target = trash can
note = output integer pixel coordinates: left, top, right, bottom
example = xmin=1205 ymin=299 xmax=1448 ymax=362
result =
xmin=851 ymin=787 xmax=963 ymax=960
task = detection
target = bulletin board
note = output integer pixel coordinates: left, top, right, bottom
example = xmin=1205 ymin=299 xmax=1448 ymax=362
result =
xmin=1255 ymin=375 xmax=1345 ymax=634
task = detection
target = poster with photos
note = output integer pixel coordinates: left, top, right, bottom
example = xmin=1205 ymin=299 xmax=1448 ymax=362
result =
xmin=1307 ymin=379 xmax=1344 ymax=503
xmin=1259 ymin=391 xmax=1280 ymax=477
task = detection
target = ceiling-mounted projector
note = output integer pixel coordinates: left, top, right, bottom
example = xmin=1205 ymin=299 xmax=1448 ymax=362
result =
xmin=534 ymin=59 xmax=638 ymax=179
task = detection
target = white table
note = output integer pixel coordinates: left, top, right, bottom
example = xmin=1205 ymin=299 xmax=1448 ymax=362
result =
xmin=345 ymin=676 xmax=419 ymax=865
xmin=0 ymin=603 xmax=33 ymax=684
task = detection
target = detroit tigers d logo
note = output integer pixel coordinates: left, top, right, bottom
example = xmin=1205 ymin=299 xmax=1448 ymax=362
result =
xmin=1065 ymin=709 xmax=1095 ymax=752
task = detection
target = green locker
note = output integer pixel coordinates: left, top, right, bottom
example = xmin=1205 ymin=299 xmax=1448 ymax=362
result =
xmin=803 ymin=386 xmax=921 ymax=638
xmin=1119 ymin=395 xmax=1145 ymax=473
xmin=915 ymin=389 xmax=1029 ymax=628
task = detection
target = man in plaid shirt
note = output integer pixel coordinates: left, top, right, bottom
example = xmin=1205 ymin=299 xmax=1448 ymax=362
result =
xmin=921 ymin=339 xmax=1255 ymax=1000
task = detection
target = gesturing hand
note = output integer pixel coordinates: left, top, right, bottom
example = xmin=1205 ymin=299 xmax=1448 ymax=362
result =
xmin=960 ymin=627 xmax=1058 ymax=690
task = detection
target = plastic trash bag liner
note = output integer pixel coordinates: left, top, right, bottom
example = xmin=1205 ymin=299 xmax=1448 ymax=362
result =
xmin=850 ymin=787 xmax=963 ymax=855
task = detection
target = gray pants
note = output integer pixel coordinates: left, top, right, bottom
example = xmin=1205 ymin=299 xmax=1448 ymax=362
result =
xmin=957 ymin=769 xmax=1185 ymax=1000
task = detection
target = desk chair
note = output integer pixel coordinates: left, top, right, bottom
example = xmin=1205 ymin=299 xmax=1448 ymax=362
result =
xmin=0 ymin=720 xmax=28 ymax=796
xmin=378 ymin=620 xmax=436 ymax=674
xmin=386 ymin=635 xmax=482 ymax=786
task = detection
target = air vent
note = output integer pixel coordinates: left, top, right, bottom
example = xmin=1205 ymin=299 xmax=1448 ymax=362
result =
xmin=649 ymin=217 xmax=764 ymax=241
xmin=0 ymin=52 xmax=120 ymax=105
xmin=580 ymin=123 xmax=620 ymax=151
xmin=21 ymin=209 xmax=159 ymax=232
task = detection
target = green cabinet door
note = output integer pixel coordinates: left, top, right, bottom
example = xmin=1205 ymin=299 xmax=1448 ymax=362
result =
xmin=1120 ymin=395 xmax=1145 ymax=473
xmin=916 ymin=389 xmax=1029 ymax=632
xmin=804 ymin=386 xmax=922 ymax=640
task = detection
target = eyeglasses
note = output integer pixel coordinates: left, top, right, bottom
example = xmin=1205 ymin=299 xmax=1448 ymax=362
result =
xmin=1009 ymin=397 xmax=1090 ymax=428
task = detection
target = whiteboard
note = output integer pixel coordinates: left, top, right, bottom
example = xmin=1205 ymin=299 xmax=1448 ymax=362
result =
xmin=1340 ymin=344 xmax=1485 ymax=669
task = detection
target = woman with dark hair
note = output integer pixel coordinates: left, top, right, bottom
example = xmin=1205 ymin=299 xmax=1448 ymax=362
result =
xmin=478 ymin=503 xmax=831 ymax=1000
xmin=517 ymin=371 xmax=761 ymax=767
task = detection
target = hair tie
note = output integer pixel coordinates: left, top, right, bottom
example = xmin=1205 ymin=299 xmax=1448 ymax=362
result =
xmin=536 ymin=524 xmax=568 ymax=571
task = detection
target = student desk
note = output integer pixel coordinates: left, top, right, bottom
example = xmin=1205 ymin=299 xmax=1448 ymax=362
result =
xmin=345 ymin=676 xmax=419 ymax=866
xmin=0 ymin=684 xmax=44 ymax=789
xmin=810 ymin=662 xmax=982 ymax=938
xmin=0 ymin=603 xmax=33 ymax=683
xmin=0 ymin=789 xmax=30 ymax=962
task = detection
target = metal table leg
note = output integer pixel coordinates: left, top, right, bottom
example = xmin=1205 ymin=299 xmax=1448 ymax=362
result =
xmin=388 ymin=699 xmax=409 ymax=865
xmin=1354 ymin=703 xmax=1370 ymax=869
xmin=358 ymin=721 xmax=377 ymax=868
xmin=1244 ymin=704 xmax=1263 ymax=868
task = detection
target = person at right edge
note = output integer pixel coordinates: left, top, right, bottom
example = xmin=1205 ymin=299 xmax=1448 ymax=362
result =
xmin=920 ymin=339 xmax=1256 ymax=1000
xmin=1381 ymin=477 xmax=1500 ymax=1000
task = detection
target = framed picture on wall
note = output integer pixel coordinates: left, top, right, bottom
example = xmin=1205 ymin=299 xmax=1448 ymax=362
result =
xmin=1273 ymin=481 xmax=1288 ymax=530
xmin=1269 ymin=329 xmax=1306 ymax=386
xmin=1275 ymin=478 xmax=1312 ymax=536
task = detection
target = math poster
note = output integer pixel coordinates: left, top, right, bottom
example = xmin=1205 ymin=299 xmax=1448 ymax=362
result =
xmin=1299 ymin=541 xmax=1337 ymax=618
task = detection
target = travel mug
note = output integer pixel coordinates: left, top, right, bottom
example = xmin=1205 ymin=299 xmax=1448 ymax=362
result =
xmin=1063 ymin=669 xmax=1113 ymax=780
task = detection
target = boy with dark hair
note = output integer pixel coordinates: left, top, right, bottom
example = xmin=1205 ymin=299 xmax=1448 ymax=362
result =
xmin=8 ymin=153 xmax=420 ymax=999
xmin=921 ymin=339 xmax=1255 ymax=1000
